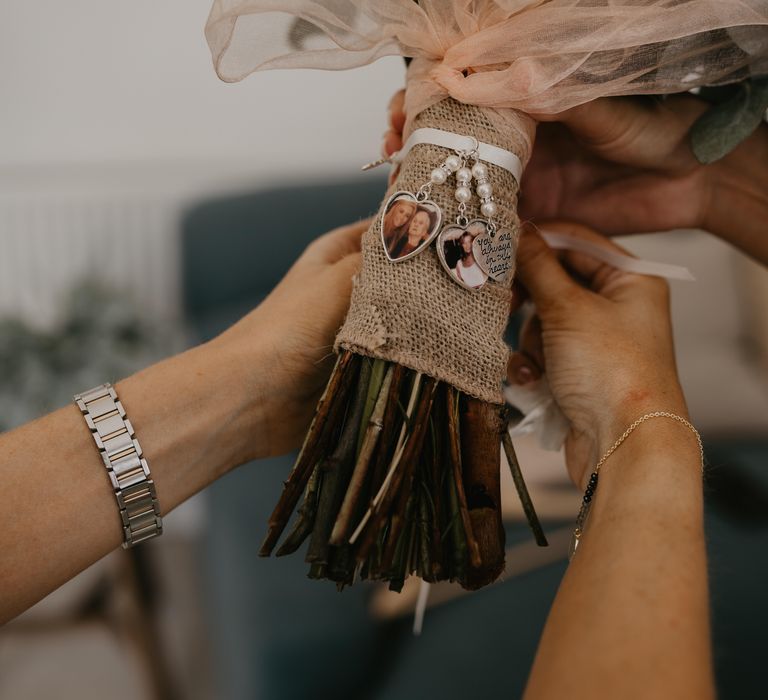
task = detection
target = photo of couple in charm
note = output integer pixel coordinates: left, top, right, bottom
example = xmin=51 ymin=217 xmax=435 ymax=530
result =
xmin=437 ymin=220 xmax=488 ymax=290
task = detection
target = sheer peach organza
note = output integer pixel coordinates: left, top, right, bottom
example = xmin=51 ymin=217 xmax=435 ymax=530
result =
xmin=206 ymin=0 xmax=768 ymax=126
xmin=206 ymin=1 xmax=768 ymax=403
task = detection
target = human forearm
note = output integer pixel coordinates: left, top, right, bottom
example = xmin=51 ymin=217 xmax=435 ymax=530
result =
xmin=705 ymin=122 xmax=768 ymax=265
xmin=0 ymin=220 xmax=365 ymax=623
xmin=0 ymin=337 xmax=266 ymax=623
xmin=524 ymin=421 xmax=713 ymax=700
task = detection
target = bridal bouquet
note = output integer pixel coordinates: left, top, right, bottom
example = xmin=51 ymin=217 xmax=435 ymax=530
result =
xmin=206 ymin=1 xmax=768 ymax=591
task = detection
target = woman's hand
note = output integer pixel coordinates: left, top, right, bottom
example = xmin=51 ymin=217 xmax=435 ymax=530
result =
xmin=509 ymin=222 xmax=688 ymax=489
xmin=383 ymin=90 xmax=712 ymax=232
xmin=0 ymin=219 xmax=368 ymax=621
xmin=521 ymin=225 xmax=712 ymax=700
xmin=384 ymin=90 xmax=768 ymax=263
xmin=528 ymin=96 xmax=768 ymax=262
xmin=522 ymin=96 xmax=714 ymax=234
xmin=210 ymin=219 xmax=368 ymax=461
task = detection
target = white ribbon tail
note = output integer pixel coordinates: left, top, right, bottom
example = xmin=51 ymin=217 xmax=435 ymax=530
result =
xmin=540 ymin=230 xmax=696 ymax=282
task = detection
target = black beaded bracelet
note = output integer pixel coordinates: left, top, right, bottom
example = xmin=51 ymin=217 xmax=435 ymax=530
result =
xmin=568 ymin=412 xmax=703 ymax=560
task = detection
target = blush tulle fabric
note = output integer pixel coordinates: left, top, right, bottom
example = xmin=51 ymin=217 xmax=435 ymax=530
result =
xmin=206 ymin=0 xmax=768 ymax=126
xmin=205 ymin=0 xmax=768 ymax=405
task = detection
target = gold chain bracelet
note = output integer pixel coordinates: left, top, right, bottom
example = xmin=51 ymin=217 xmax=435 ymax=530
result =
xmin=569 ymin=412 xmax=704 ymax=560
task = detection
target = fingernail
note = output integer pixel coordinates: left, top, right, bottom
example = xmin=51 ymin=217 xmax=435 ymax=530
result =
xmin=517 ymin=365 xmax=535 ymax=385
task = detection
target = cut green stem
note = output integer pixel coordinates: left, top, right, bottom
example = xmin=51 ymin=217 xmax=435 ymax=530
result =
xmin=329 ymin=364 xmax=393 ymax=545
xmin=349 ymin=371 xmax=424 ymax=547
xmin=502 ymin=428 xmax=548 ymax=547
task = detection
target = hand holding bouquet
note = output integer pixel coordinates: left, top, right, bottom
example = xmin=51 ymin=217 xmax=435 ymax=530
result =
xmin=206 ymin=0 xmax=768 ymax=591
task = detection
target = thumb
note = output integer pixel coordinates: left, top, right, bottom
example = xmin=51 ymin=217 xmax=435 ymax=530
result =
xmin=536 ymin=95 xmax=707 ymax=169
xmin=515 ymin=227 xmax=581 ymax=312
xmin=330 ymin=251 xmax=363 ymax=294
xmin=535 ymin=98 xmax=644 ymax=154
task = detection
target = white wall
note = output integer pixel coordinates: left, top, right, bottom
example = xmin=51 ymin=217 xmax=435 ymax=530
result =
xmin=0 ymin=1 xmax=404 ymax=327
xmin=0 ymin=0 xmax=404 ymax=184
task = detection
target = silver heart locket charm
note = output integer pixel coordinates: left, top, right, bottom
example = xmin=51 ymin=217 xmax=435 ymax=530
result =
xmin=472 ymin=226 xmax=515 ymax=283
xmin=436 ymin=219 xmax=491 ymax=291
xmin=381 ymin=191 xmax=442 ymax=263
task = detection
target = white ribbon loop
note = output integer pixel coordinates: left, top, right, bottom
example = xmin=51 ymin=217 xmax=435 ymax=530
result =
xmin=390 ymin=127 xmax=524 ymax=184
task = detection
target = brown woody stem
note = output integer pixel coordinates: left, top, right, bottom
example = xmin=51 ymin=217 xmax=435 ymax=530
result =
xmin=423 ymin=413 xmax=443 ymax=581
xmin=275 ymin=463 xmax=322 ymax=557
xmin=379 ymin=379 xmax=437 ymax=571
xmin=502 ymin=428 xmax=548 ymax=547
xmin=444 ymin=448 xmax=468 ymax=582
xmin=369 ymin=364 xmax=407 ymax=494
xmin=305 ymin=358 xmax=372 ymax=564
xmin=260 ymin=351 xmax=358 ymax=556
xmin=446 ymin=385 xmax=482 ymax=570
xmin=460 ymin=396 xmax=505 ymax=590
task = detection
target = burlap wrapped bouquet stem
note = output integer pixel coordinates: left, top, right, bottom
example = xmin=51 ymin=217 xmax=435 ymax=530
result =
xmin=256 ymin=96 xmax=542 ymax=589
xmin=336 ymin=98 xmax=535 ymax=404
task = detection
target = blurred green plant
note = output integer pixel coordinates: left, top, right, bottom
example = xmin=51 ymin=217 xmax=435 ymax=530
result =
xmin=0 ymin=282 xmax=182 ymax=431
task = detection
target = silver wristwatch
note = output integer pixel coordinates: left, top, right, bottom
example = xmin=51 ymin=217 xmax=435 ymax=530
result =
xmin=74 ymin=383 xmax=163 ymax=548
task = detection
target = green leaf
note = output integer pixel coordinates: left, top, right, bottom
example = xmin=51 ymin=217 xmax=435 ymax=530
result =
xmin=690 ymin=77 xmax=768 ymax=164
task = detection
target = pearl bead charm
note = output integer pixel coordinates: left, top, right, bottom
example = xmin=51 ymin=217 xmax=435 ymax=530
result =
xmin=480 ymin=200 xmax=497 ymax=217
xmin=419 ymin=154 xmax=500 ymax=226
xmin=444 ymin=155 xmax=462 ymax=172
xmin=430 ymin=167 xmax=448 ymax=185
xmin=456 ymin=167 xmax=472 ymax=183
xmin=471 ymin=162 xmax=488 ymax=180
xmin=476 ymin=181 xmax=493 ymax=199
xmin=455 ymin=186 xmax=472 ymax=203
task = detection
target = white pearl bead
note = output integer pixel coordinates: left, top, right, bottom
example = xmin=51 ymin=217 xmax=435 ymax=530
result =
xmin=471 ymin=162 xmax=488 ymax=180
xmin=476 ymin=182 xmax=493 ymax=199
xmin=455 ymin=186 xmax=472 ymax=203
xmin=456 ymin=167 xmax=472 ymax=183
xmin=444 ymin=155 xmax=461 ymax=172
xmin=430 ymin=167 xmax=448 ymax=185
xmin=480 ymin=200 xmax=497 ymax=217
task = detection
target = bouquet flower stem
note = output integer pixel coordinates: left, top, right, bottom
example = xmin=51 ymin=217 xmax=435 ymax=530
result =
xmin=261 ymin=348 xmax=546 ymax=591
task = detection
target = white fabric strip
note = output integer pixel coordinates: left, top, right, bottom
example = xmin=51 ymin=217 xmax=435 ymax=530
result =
xmin=412 ymin=580 xmax=430 ymax=636
xmin=540 ymin=231 xmax=696 ymax=282
xmin=391 ymin=127 xmax=524 ymax=183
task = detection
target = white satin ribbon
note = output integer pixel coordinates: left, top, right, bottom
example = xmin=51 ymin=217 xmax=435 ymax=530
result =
xmin=413 ymin=580 xmax=430 ymax=636
xmin=506 ymin=230 xmax=695 ymax=451
xmin=540 ymin=231 xmax=696 ymax=281
xmin=390 ymin=127 xmax=524 ymax=183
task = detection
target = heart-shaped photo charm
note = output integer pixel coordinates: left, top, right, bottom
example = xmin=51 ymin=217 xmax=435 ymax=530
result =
xmin=472 ymin=226 xmax=515 ymax=283
xmin=381 ymin=191 xmax=442 ymax=262
xmin=436 ymin=219 xmax=491 ymax=291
